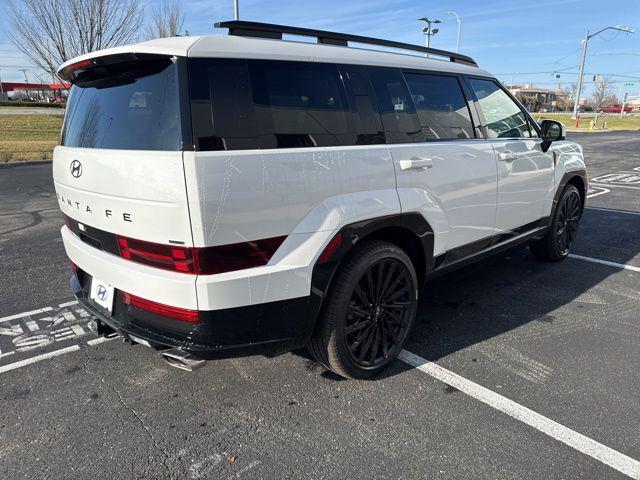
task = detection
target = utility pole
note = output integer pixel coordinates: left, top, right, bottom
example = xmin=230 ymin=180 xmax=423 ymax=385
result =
xmin=620 ymin=92 xmax=628 ymax=118
xmin=0 ymin=68 xmax=4 ymax=96
xmin=19 ymin=68 xmax=30 ymax=101
xmin=419 ymin=17 xmax=441 ymax=57
xmin=234 ymin=0 xmax=239 ymax=20
xmin=447 ymin=11 xmax=461 ymax=53
xmin=572 ymin=25 xmax=634 ymax=119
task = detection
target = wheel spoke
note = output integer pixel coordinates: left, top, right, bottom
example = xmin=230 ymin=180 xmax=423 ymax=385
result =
xmin=347 ymin=304 xmax=370 ymax=319
xmin=384 ymin=284 xmax=409 ymax=304
xmin=385 ymin=308 xmax=408 ymax=327
xmin=353 ymin=283 xmax=371 ymax=308
xmin=357 ymin=324 xmax=377 ymax=362
xmin=345 ymin=319 xmax=371 ymax=335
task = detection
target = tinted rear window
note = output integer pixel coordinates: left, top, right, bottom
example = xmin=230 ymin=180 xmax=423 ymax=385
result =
xmin=189 ymin=58 xmax=355 ymax=150
xmin=62 ymin=58 xmax=181 ymax=150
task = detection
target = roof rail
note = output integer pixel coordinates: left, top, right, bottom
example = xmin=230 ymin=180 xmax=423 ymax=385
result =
xmin=214 ymin=20 xmax=478 ymax=68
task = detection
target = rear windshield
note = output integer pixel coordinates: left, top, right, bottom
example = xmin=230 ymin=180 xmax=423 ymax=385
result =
xmin=61 ymin=58 xmax=181 ymax=150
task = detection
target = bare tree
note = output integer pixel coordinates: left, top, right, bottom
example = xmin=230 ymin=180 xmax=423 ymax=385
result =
xmin=590 ymin=75 xmax=618 ymax=111
xmin=146 ymin=0 xmax=185 ymax=39
xmin=7 ymin=0 xmax=144 ymax=79
xmin=569 ymin=82 xmax=578 ymax=102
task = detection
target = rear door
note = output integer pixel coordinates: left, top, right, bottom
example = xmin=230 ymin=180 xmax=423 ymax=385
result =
xmin=371 ymin=67 xmax=498 ymax=258
xmin=53 ymin=56 xmax=193 ymax=247
xmin=467 ymin=78 xmax=555 ymax=233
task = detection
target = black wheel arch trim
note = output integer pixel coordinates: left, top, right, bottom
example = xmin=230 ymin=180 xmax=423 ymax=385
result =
xmin=294 ymin=212 xmax=434 ymax=349
xmin=549 ymin=170 xmax=588 ymax=223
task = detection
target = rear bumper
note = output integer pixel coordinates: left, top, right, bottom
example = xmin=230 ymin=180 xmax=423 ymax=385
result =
xmin=71 ymin=271 xmax=310 ymax=357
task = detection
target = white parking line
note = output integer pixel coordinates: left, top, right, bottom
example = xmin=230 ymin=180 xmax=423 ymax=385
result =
xmin=586 ymin=187 xmax=610 ymax=199
xmin=569 ymin=254 xmax=640 ymax=273
xmin=0 ymin=307 xmax=54 ymax=323
xmin=86 ymin=336 xmax=116 ymax=346
xmin=585 ymin=206 xmax=640 ymax=217
xmin=58 ymin=300 xmax=79 ymax=308
xmin=590 ymin=182 xmax=640 ymax=191
xmin=0 ymin=345 xmax=80 ymax=374
xmin=399 ymin=350 xmax=640 ymax=479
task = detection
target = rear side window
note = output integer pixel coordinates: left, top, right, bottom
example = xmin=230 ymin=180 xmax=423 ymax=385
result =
xmin=339 ymin=65 xmax=385 ymax=145
xmin=62 ymin=58 xmax=181 ymax=150
xmin=189 ymin=59 xmax=355 ymax=150
xmin=468 ymin=79 xmax=534 ymax=139
xmin=403 ymin=73 xmax=474 ymax=140
xmin=369 ymin=67 xmax=421 ymax=144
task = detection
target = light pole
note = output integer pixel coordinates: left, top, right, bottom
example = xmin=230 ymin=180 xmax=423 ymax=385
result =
xmin=447 ymin=11 xmax=461 ymax=53
xmin=19 ymin=69 xmax=30 ymax=101
xmin=572 ymin=25 xmax=634 ymax=119
xmin=419 ymin=17 xmax=441 ymax=57
xmin=234 ymin=0 xmax=239 ymax=20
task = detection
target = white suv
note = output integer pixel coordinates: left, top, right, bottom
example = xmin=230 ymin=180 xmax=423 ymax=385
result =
xmin=54 ymin=21 xmax=587 ymax=378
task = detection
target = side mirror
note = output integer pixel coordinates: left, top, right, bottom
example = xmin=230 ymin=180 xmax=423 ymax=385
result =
xmin=540 ymin=119 xmax=565 ymax=152
xmin=540 ymin=119 xmax=565 ymax=141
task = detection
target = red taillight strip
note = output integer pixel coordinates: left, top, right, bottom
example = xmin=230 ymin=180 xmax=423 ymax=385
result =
xmin=196 ymin=236 xmax=287 ymax=275
xmin=115 ymin=234 xmax=286 ymax=276
xmin=117 ymin=236 xmax=196 ymax=274
xmin=122 ymin=292 xmax=200 ymax=323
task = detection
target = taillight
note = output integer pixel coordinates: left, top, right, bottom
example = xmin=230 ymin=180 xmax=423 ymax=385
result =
xmin=122 ymin=292 xmax=200 ymax=323
xmin=115 ymin=235 xmax=286 ymax=275
xmin=196 ymin=236 xmax=286 ymax=275
xmin=117 ymin=236 xmax=196 ymax=273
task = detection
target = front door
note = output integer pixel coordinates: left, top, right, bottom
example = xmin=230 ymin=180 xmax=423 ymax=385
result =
xmin=369 ymin=68 xmax=498 ymax=259
xmin=468 ymin=78 xmax=555 ymax=234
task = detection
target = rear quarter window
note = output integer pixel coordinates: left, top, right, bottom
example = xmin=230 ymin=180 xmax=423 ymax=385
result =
xmin=62 ymin=58 xmax=181 ymax=150
xmin=188 ymin=58 xmax=356 ymax=150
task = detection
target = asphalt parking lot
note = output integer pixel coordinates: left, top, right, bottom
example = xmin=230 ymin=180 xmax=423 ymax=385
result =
xmin=1 ymin=130 xmax=639 ymax=479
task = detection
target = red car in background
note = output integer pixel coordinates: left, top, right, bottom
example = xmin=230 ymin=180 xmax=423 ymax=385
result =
xmin=600 ymin=105 xmax=633 ymax=113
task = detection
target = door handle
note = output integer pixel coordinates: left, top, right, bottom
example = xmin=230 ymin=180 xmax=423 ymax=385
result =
xmin=498 ymin=151 xmax=518 ymax=162
xmin=399 ymin=157 xmax=434 ymax=171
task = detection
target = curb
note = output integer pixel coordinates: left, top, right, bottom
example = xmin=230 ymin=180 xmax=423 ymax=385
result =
xmin=0 ymin=160 xmax=53 ymax=169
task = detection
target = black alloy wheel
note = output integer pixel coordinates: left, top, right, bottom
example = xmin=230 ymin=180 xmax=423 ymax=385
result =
xmin=555 ymin=188 xmax=581 ymax=256
xmin=307 ymin=240 xmax=418 ymax=379
xmin=530 ymin=184 xmax=582 ymax=262
xmin=345 ymin=258 xmax=413 ymax=369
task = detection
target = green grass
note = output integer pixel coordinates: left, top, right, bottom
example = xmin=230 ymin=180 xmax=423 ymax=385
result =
xmin=0 ymin=114 xmax=63 ymax=162
xmin=534 ymin=113 xmax=640 ymax=131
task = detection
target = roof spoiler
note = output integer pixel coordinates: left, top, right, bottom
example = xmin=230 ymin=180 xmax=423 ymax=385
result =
xmin=214 ymin=20 xmax=478 ymax=68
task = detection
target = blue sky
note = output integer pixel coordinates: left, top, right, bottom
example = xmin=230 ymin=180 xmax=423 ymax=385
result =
xmin=1 ymin=0 xmax=639 ymax=99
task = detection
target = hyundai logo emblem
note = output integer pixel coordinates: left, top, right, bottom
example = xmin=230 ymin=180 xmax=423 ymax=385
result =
xmin=70 ymin=160 xmax=82 ymax=178
xmin=96 ymin=285 xmax=108 ymax=301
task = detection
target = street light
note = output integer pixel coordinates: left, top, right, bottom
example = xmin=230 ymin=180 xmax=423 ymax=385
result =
xmin=234 ymin=0 xmax=239 ymax=20
xmin=447 ymin=11 xmax=461 ymax=53
xmin=572 ymin=25 xmax=635 ymax=119
xmin=419 ymin=17 xmax=441 ymax=57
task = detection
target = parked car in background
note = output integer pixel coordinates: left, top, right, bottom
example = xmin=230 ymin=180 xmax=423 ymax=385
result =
xmin=600 ymin=105 xmax=633 ymax=114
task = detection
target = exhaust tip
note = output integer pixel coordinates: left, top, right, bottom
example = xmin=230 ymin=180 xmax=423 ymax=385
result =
xmin=159 ymin=348 xmax=206 ymax=372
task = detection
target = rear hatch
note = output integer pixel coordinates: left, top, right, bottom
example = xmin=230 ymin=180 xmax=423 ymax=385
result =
xmin=53 ymin=54 xmax=193 ymax=247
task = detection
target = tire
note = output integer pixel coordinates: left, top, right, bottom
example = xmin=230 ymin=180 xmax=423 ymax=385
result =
xmin=530 ymin=184 xmax=582 ymax=262
xmin=307 ymin=240 xmax=418 ymax=379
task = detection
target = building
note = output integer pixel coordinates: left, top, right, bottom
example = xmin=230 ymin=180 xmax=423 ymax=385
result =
xmin=507 ymin=84 xmax=570 ymax=112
